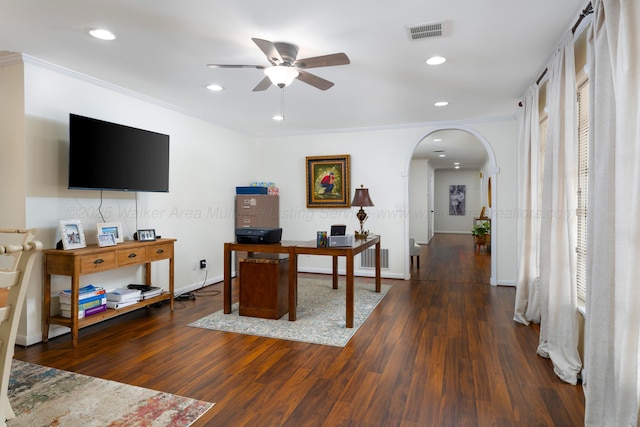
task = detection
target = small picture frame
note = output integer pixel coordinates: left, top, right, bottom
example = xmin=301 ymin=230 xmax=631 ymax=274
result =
xmin=59 ymin=220 xmax=87 ymax=250
xmin=97 ymin=233 xmax=117 ymax=247
xmin=97 ymin=222 xmax=124 ymax=243
xmin=316 ymin=231 xmax=328 ymax=248
xmin=137 ymin=229 xmax=156 ymax=242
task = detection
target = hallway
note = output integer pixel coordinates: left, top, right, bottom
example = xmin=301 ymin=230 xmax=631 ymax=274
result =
xmin=412 ymin=232 xmax=491 ymax=284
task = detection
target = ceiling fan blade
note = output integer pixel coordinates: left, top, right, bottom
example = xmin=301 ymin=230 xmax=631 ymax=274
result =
xmin=252 ymin=76 xmax=272 ymax=92
xmin=294 ymin=53 xmax=350 ymax=69
xmin=296 ymin=70 xmax=334 ymax=90
xmin=251 ymin=38 xmax=282 ymax=65
xmin=206 ymin=64 xmax=265 ymax=69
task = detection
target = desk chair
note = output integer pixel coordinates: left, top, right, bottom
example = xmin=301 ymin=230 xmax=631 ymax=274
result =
xmin=0 ymin=229 xmax=42 ymax=426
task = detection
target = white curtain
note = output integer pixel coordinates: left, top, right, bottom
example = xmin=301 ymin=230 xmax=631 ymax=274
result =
xmin=514 ymin=85 xmax=541 ymax=325
xmin=537 ymin=32 xmax=582 ymax=385
xmin=584 ymin=0 xmax=640 ymax=425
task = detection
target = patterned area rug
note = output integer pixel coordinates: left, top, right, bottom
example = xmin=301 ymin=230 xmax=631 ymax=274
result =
xmin=189 ymin=278 xmax=391 ymax=347
xmin=8 ymin=360 xmax=213 ymax=427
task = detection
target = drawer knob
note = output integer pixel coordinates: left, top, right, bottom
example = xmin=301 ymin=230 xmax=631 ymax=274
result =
xmin=128 ymin=253 xmax=137 ymax=258
xmin=156 ymin=249 xmax=164 ymax=254
xmin=93 ymin=258 xmax=104 ymax=265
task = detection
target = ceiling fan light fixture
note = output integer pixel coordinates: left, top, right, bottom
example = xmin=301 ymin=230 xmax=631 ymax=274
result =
xmin=264 ymin=66 xmax=299 ymax=88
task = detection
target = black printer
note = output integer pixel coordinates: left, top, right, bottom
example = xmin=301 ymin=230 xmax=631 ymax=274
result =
xmin=235 ymin=227 xmax=283 ymax=244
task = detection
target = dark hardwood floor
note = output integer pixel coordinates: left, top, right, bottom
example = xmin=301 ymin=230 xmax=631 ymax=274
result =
xmin=14 ymin=233 xmax=585 ymax=426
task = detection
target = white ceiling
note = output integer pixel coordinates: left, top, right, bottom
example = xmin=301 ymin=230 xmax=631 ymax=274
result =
xmin=1 ymin=0 xmax=585 ymax=167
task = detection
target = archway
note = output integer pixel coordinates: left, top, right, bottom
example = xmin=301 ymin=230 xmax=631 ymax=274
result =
xmin=403 ymin=125 xmax=497 ymax=284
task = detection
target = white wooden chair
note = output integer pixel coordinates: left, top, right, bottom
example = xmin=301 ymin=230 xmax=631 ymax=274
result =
xmin=409 ymin=237 xmax=421 ymax=268
xmin=0 ymin=229 xmax=42 ymax=427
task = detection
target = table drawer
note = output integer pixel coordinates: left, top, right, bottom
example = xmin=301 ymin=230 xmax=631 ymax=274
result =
xmin=116 ymin=246 xmax=147 ymax=266
xmin=147 ymin=243 xmax=174 ymax=261
xmin=80 ymin=252 xmax=117 ymax=273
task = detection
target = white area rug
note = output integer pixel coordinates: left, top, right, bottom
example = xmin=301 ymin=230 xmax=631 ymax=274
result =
xmin=189 ymin=278 xmax=390 ymax=347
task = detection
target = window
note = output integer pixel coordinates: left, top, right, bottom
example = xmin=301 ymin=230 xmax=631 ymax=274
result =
xmin=538 ymin=81 xmax=549 ymax=224
xmin=539 ymin=116 xmax=548 ymax=211
xmin=576 ymin=80 xmax=589 ymax=301
xmin=536 ymin=84 xmax=549 ymax=278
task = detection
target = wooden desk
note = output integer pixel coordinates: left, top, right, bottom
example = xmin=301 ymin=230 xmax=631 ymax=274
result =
xmin=223 ymin=235 xmax=381 ymax=328
xmin=43 ymin=238 xmax=176 ymax=347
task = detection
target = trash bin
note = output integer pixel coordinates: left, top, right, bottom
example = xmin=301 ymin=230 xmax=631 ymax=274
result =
xmin=238 ymin=253 xmax=289 ymax=319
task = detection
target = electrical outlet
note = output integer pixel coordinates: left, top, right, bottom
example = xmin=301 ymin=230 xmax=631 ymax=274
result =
xmin=199 ymin=259 xmax=207 ymax=269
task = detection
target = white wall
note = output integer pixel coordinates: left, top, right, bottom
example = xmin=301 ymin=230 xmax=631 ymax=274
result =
xmin=0 ymin=59 xmax=26 ymax=228
xmin=409 ymin=159 xmax=432 ymax=244
xmin=473 ymin=121 xmax=518 ymax=285
xmin=434 ymin=169 xmax=481 ymax=233
xmin=256 ymin=127 xmax=428 ymax=278
xmin=19 ymin=58 xmax=256 ymax=344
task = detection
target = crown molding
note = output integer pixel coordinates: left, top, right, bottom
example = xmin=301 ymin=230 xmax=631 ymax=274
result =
xmin=0 ymin=52 xmax=24 ymax=67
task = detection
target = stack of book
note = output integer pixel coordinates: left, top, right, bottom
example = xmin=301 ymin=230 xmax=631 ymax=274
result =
xmin=59 ymin=284 xmax=107 ymax=319
xmin=106 ymin=288 xmax=142 ymax=309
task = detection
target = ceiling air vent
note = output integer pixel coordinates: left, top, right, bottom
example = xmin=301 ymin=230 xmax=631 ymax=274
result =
xmin=406 ymin=21 xmax=448 ymax=40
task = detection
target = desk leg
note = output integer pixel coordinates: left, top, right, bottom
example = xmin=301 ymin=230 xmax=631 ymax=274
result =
xmin=42 ymin=271 xmax=51 ymax=343
xmin=332 ymin=256 xmax=338 ymax=289
xmin=70 ymin=274 xmax=80 ymax=347
xmin=223 ymin=243 xmax=232 ymax=314
xmin=346 ymin=251 xmax=354 ymax=328
xmin=375 ymin=239 xmax=381 ymax=293
xmin=168 ymin=257 xmax=175 ymax=311
xmin=288 ymin=247 xmax=298 ymax=321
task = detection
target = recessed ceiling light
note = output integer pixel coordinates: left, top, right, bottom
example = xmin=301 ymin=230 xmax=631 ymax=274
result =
xmin=206 ymin=84 xmax=224 ymax=92
xmin=89 ymin=28 xmax=116 ymax=41
xmin=454 ymin=165 xmax=460 ymax=169
xmin=272 ymin=115 xmax=284 ymax=121
xmin=454 ymin=162 xmax=460 ymax=165
xmin=433 ymin=138 xmax=442 ymax=142
xmin=434 ymin=101 xmax=449 ymax=107
xmin=426 ymin=56 xmax=446 ymax=65
xmin=438 ymin=154 xmax=446 ymax=158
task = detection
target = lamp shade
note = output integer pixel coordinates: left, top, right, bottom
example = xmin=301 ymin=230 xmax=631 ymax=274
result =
xmin=264 ymin=66 xmax=299 ymax=88
xmin=351 ymin=185 xmax=374 ymax=207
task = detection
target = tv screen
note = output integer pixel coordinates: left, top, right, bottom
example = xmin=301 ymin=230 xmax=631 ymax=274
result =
xmin=68 ymin=114 xmax=170 ymax=192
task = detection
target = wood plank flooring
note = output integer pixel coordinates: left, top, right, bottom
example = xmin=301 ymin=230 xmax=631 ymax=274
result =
xmin=14 ymin=233 xmax=585 ymax=426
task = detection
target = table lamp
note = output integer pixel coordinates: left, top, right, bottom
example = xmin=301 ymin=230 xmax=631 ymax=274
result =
xmin=351 ymin=185 xmax=375 ymax=239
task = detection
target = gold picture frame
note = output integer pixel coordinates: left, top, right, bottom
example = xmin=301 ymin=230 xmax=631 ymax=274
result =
xmin=306 ymin=155 xmax=350 ymax=208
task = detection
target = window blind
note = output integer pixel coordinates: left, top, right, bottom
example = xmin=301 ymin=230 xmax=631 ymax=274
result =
xmin=576 ymin=80 xmax=589 ymax=301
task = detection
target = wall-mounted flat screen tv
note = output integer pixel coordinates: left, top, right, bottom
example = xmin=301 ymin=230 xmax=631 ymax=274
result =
xmin=68 ymin=114 xmax=170 ymax=192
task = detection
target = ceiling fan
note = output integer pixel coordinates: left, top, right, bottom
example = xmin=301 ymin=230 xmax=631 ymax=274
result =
xmin=207 ymin=38 xmax=350 ymax=91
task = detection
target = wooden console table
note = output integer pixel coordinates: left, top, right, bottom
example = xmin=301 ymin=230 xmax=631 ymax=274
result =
xmin=223 ymin=235 xmax=381 ymax=328
xmin=43 ymin=238 xmax=176 ymax=347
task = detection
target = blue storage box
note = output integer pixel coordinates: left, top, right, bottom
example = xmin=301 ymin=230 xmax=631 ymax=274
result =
xmin=236 ymin=186 xmax=268 ymax=195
